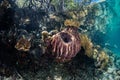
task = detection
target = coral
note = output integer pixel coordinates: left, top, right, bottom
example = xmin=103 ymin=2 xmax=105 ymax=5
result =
xmin=49 ymin=30 xmax=58 ymax=36
xmin=79 ymin=34 xmax=109 ymax=69
xmin=15 ymin=36 xmax=31 ymax=51
xmin=79 ymin=11 xmax=86 ymax=17
xmin=92 ymin=49 xmax=99 ymax=59
xmin=64 ymin=19 xmax=80 ymax=28
xmin=46 ymin=20 xmax=81 ymax=62
xmin=41 ymin=30 xmax=58 ymax=41
xmin=41 ymin=30 xmax=49 ymax=41
xmin=80 ymin=34 xmax=93 ymax=57
xmin=97 ymin=51 xmax=109 ymax=69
